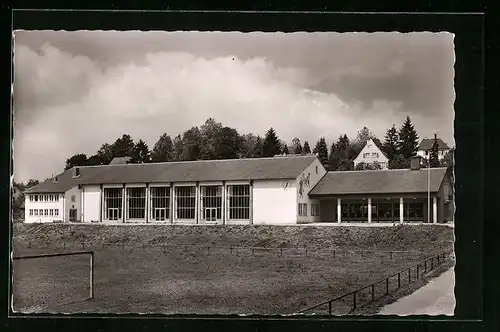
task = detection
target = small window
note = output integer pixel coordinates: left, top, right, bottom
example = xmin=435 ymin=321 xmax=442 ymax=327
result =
xmin=29 ymin=195 xmax=33 ymax=202
xmin=39 ymin=209 xmax=43 ymax=216
xmin=425 ymin=151 xmax=429 ymax=156
xmin=34 ymin=209 xmax=38 ymax=216
xmin=34 ymin=195 xmax=38 ymax=202
xmin=49 ymin=209 xmax=54 ymax=216
xmin=311 ymin=203 xmax=320 ymax=216
xmin=44 ymin=209 xmax=48 ymax=216
xmin=372 ymin=153 xmax=378 ymax=158
xmin=315 ymin=165 xmax=318 ymax=174
xmin=71 ymin=195 xmax=76 ymax=202
xmin=55 ymin=209 xmax=59 ymax=216
xmin=55 ymin=195 xmax=59 ymax=202
xmin=29 ymin=209 xmax=33 ymax=216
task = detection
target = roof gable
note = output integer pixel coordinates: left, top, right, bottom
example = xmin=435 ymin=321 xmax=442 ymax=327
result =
xmin=309 ymin=167 xmax=448 ymax=196
xmin=354 ymin=139 xmax=389 ymax=160
xmin=418 ymin=138 xmax=450 ymax=151
xmin=25 ymin=155 xmax=318 ymax=193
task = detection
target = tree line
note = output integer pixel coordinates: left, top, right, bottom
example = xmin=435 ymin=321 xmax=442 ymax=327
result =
xmin=64 ymin=116 xmax=453 ymax=174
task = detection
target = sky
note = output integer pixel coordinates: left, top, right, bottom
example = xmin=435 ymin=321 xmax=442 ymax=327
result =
xmin=13 ymin=30 xmax=455 ymax=183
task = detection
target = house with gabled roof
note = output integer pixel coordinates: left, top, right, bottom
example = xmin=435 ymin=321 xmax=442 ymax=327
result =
xmin=417 ymin=137 xmax=451 ymax=161
xmin=352 ymin=139 xmax=390 ymax=170
xmin=23 ymin=154 xmax=453 ymax=225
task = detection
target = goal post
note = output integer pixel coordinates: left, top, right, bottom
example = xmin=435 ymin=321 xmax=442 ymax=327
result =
xmin=12 ymin=250 xmax=95 ymax=302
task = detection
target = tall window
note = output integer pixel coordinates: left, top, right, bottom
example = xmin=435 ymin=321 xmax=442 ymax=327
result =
xmin=54 ymin=209 xmax=59 ymax=216
xmin=150 ymin=187 xmax=170 ymax=221
xmin=34 ymin=195 xmax=38 ymax=202
xmin=34 ymin=209 xmax=38 ymax=216
xmin=311 ymin=203 xmax=320 ymax=216
xmin=104 ymin=188 xmax=123 ymax=221
xmin=29 ymin=195 xmax=33 ymax=202
xmin=200 ymin=186 xmax=222 ymax=221
xmin=29 ymin=209 xmax=33 ymax=216
xmin=175 ymin=186 xmax=196 ymax=219
xmin=227 ymin=185 xmax=250 ymax=220
xmin=127 ymin=187 xmax=146 ymax=219
xmin=298 ymin=203 xmax=308 ymax=216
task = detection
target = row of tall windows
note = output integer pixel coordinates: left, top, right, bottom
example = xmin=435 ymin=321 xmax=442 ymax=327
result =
xmin=28 ymin=194 xmax=60 ymax=202
xmin=102 ymin=185 xmax=251 ymax=222
xmin=29 ymin=209 xmax=59 ymax=216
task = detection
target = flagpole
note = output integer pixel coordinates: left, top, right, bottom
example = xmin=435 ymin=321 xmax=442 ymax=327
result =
xmin=428 ymin=150 xmax=430 ymax=224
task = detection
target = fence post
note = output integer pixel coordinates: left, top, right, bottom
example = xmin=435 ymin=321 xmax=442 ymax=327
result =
xmin=207 ymin=246 xmax=210 ymax=254
xmin=280 ymin=248 xmax=283 ymax=256
xmin=417 ymin=264 xmax=420 ymax=279
xmin=408 ymin=268 xmax=411 ymax=284
xmin=390 ymin=251 xmax=393 ymax=260
xmin=230 ymin=246 xmax=233 ymax=255
xmin=333 ymin=250 xmax=336 ymax=258
xmin=353 ymin=292 xmax=357 ymax=310
xmin=386 ymin=277 xmax=389 ymax=295
xmin=252 ymin=247 xmax=255 ymax=256
xmin=305 ymin=248 xmax=308 ymax=257
xmin=328 ymin=301 xmax=332 ymax=315
xmin=371 ymin=284 xmax=375 ymax=302
xmin=424 ymin=260 xmax=427 ymax=273
xmin=431 ymin=257 xmax=434 ymax=270
xmin=398 ymin=272 xmax=401 ymax=289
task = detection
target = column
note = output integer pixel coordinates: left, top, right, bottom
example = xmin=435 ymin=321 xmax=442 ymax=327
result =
xmin=399 ymin=197 xmax=404 ymax=224
xmin=145 ymin=184 xmax=150 ymax=223
xmin=433 ymin=196 xmax=438 ymax=223
xmin=169 ymin=183 xmax=174 ymax=224
xmin=122 ymin=184 xmax=126 ymax=223
xmin=99 ymin=184 xmax=103 ymax=223
xmin=337 ymin=198 xmax=341 ymax=223
xmin=249 ymin=180 xmax=254 ymax=225
xmin=367 ymin=198 xmax=372 ymax=223
xmin=195 ymin=182 xmax=199 ymax=224
xmin=222 ymin=181 xmax=226 ymax=225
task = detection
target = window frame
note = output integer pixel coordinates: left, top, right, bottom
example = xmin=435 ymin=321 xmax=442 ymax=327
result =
xmin=227 ymin=184 xmax=250 ymax=221
xmin=126 ymin=187 xmax=147 ymax=220
xmin=175 ymin=186 xmax=196 ymax=220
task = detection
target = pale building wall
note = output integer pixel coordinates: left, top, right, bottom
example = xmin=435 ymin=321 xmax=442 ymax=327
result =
xmin=353 ymin=139 xmax=389 ymax=169
xmin=82 ymin=185 xmax=101 ymax=223
xmin=252 ymin=179 xmax=297 ymax=225
xmin=297 ymin=158 xmax=328 ymax=223
xmin=64 ymin=186 xmax=82 ymax=222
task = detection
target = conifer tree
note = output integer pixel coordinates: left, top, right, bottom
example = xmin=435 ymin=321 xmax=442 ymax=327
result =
xmin=262 ymin=128 xmax=282 ymax=157
xmin=383 ymin=124 xmax=400 ymax=161
xmin=303 ymin=141 xmax=311 ymax=154
xmin=429 ymin=133 xmax=441 ymax=168
xmin=397 ymin=116 xmax=420 ymax=159
xmin=313 ymin=137 xmax=329 ymax=167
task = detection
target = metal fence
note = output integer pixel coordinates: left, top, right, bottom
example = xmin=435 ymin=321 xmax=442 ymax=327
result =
xmin=12 ymin=251 xmax=95 ymax=302
xmin=297 ymin=252 xmax=449 ymax=315
xmin=19 ymin=240 xmax=437 ymax=260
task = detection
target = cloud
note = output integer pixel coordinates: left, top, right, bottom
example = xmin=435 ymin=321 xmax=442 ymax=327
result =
xmin=13 ymin=40 xmax=453 ymax=183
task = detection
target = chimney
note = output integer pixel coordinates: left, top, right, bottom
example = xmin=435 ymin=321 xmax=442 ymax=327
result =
xmin=410 ymin=156 xmax=420 ymax=170
xmin=53 ymin=176 xmax=58 ymax=183
xmin=73 ymin=167 xmax=80 ymax=178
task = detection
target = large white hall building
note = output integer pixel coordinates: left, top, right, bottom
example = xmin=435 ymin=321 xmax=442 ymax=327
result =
xmin=23 ymin=155 xmax=454 ymax=225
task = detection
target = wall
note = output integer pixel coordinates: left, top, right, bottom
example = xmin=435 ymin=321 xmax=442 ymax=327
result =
xmin=353 ymin=139 xmax=389 ymax=169
xmin=252 ymin=179 xmax=296 ymax=225
xmin=24 ymin=193 xmax=64 ymax=223
xmin=438 ymin=174 xmax=454 ymax=222
xmin=82 ymin=185 xmax=101 ymax=223
xmin=64 ymin=186 xmax=82 ymax=222
xmin=297 ymin=158 xmax=328 ymax=223
xmin=319 ymin=199 xmax=336 ymax=222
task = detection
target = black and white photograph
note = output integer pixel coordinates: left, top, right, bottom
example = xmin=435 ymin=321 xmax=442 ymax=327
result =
xmin=11 ymin=29 xmax=456 ymax=316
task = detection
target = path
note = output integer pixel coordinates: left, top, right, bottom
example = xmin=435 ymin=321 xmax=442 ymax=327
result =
xmin=378 ymin=267 xmax=455 ymax=316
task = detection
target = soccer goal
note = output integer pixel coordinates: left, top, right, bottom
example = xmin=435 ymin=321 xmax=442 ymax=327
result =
xmin=11 ymin=250 xmax=94 ymax=312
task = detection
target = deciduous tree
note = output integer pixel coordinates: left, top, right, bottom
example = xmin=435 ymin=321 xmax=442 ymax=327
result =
xmin=65 ymin=154 xmax=88 ymax=170
xmin=151 ymin=133 xmax=174 ymax=162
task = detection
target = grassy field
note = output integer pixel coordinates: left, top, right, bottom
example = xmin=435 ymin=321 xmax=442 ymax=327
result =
xmin=11 ymin=224 xmax=454 ymax=315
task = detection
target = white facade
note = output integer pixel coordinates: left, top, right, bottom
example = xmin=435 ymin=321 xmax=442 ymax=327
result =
xmin=353 ymin=139 xmax=389 ymax=170
xmin=296 ymin=158 xmax=328 ymax=223
xmin=416 ymin=149 xmax=448 ymax=161
xmin=82 ymin=185 xmax=101 ymax=223
xmin=23 ymin=158 xmax=334 ymax=225
xmin=253 ymin=179 xmax=297 ymax=225
xmin=24 ymin=193 xmax=64 ymax=223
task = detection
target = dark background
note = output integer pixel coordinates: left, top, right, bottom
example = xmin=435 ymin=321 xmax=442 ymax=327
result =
xmin=2 ymin=2 xmax=496 ymax=332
